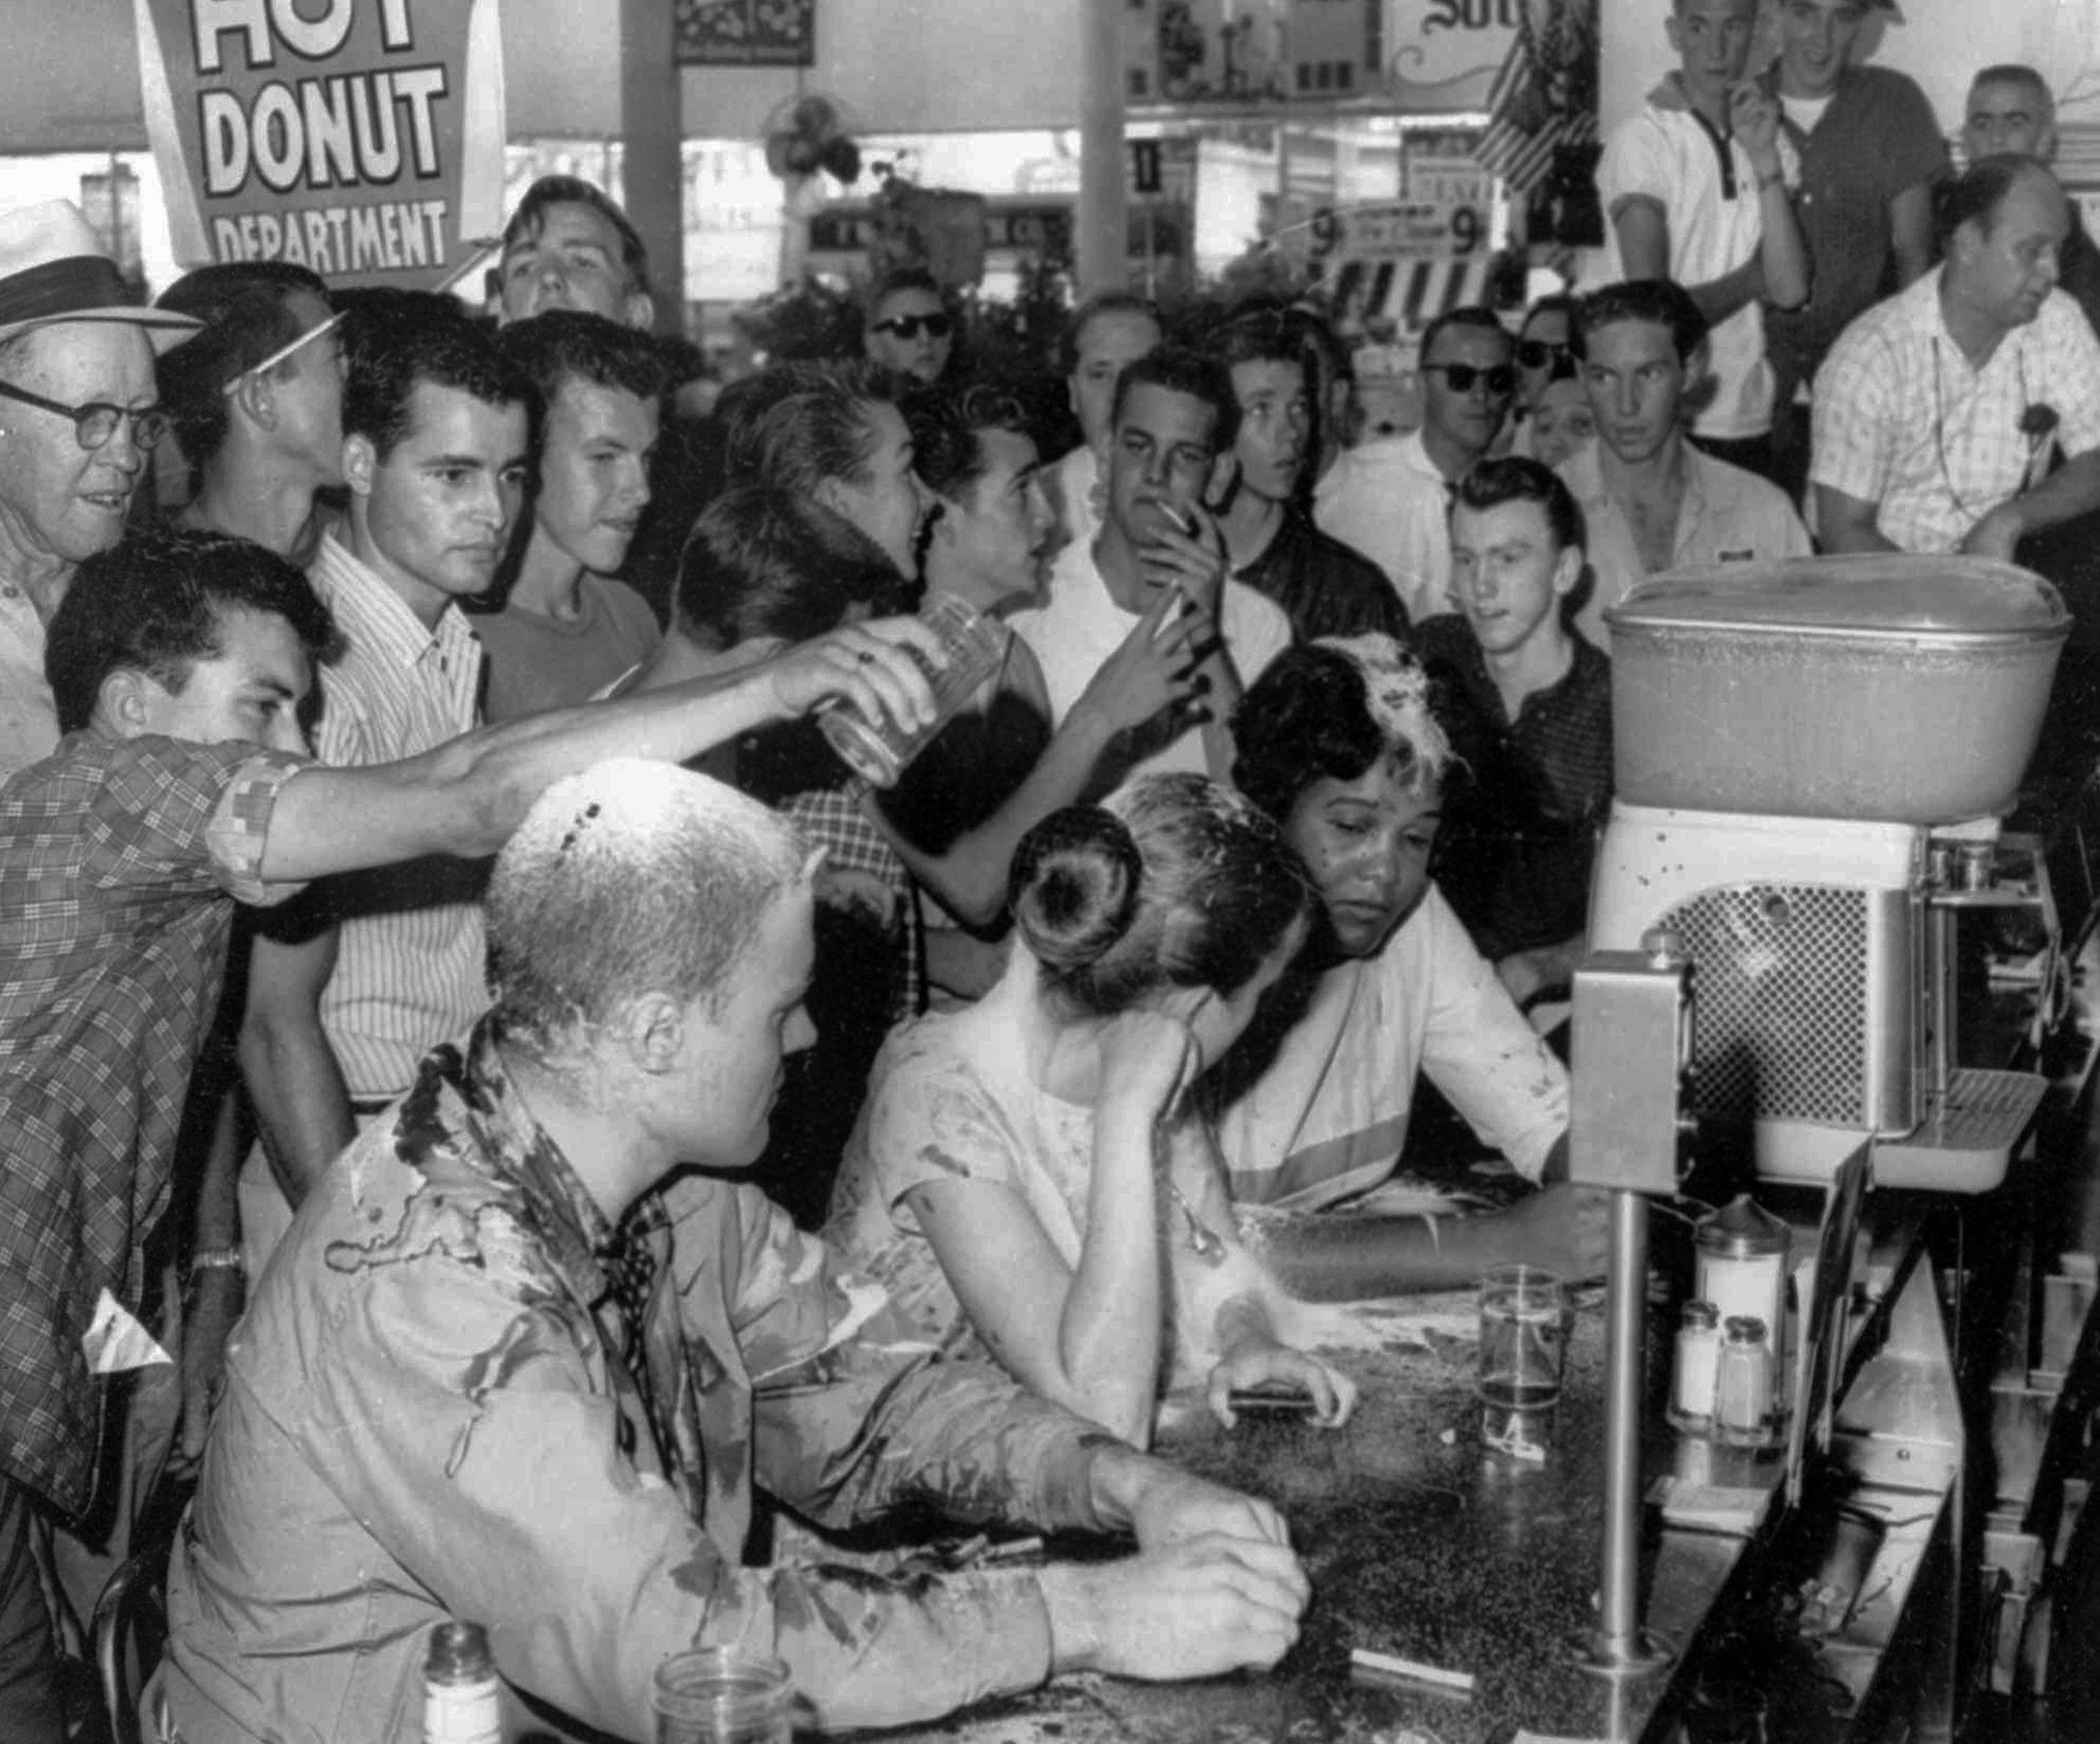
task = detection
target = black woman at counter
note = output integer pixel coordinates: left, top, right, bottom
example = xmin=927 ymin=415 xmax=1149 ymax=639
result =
xmin=1212 ymin=633 xmax=1610 ymax=1296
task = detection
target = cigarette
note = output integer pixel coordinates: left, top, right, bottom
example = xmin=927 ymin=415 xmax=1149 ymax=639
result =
xmin=1155 ymin=500 xmax=1193 ymax=532
xmin=1348 ymin=1646 xmax=1476 ymax=1694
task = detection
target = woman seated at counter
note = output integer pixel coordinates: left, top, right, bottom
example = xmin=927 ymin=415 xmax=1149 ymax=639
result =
xmin=1213 ymin=633 xmax=1607 ymax=1294
xmin=825 ymin=774 xmax=1358 ymax=1446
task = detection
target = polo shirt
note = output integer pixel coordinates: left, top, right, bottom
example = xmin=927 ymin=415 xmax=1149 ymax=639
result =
xmin=1311 ymin=430 xmax=1455 ymax=626
xmin=1008 ymin=534 xmax=1292 ymax=785
xmin=1598 ymin=78 xmax=1800 ymax=441
xmin=1558 ymin=440 xmax=1811 ymax=648
xmin=472 ymin=574 xmax=662 ymax=723
xmin=1765 ymin=64 xmax=1948 ymax=404
xmin=0 ymin=580 xmax=57 ymax=778
xmin=1811 ymin=268 xmax=2100 ymax=553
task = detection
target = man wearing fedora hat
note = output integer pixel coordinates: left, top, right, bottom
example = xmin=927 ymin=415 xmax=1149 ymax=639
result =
xmin=0 ymin=199 xmax=197 ymax=779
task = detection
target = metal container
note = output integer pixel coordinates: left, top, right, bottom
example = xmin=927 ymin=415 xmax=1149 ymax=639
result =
xmin=1605 ymin=555 xmax=2069 ymax=823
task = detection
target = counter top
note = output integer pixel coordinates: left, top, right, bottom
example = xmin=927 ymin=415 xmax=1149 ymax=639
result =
xmin=870 ymin=1289 xmax=1776 ymax=1744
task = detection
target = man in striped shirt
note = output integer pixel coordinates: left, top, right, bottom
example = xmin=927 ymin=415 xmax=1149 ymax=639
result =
xmin=237 ymin=297 xmax=529 ymax=1268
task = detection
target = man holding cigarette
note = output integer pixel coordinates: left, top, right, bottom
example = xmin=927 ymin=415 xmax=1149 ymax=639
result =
xmin=1596 ymin=0 xmax=1810 ymax=483
xmin=1010 ymin=346 xmax=1290 ymax=791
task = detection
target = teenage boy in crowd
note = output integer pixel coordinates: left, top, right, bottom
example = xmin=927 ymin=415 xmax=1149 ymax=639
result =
xmin=476 ymin=312 xmax=666 ymax=720
xmin=1047 ymin=290 xmax=1164 ymax=544
xmin=1009 ymin=346 xmax=1292 ymax=789
xmin=1598 ymin=0 xmax=1810 ymax=481
xmin=0 ymin=524 xmax=943 ymax=1742
xmin=1420 ymin=457 xmax=1610 ymax=1009
xmin=1561 ymin=280 xmax=1808 ymax=649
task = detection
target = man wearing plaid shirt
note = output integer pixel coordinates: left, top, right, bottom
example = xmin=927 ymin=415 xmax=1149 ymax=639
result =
xmin=0 ymin=526 xmax=947 ymax=1741
xmin=1814 ymin=156 xmax=2100 ymax=559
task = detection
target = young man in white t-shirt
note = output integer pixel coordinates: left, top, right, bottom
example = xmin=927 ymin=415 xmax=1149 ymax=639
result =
xmin=1596 ymin=0 xmax=1809 ymax=480
xmin=1011 ymin=346 xmax=1292 ymax=791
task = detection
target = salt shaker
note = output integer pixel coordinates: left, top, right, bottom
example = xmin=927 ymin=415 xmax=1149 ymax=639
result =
xmin=1714 ymin=1314 xmax=1776 ymax=1446
xmin=1669 ymin=1299 xmax=1722 ymax=1432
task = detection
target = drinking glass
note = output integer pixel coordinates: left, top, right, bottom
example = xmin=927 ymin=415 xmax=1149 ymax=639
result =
xmin=1478 ymin=1263 xmax=1568 ymax=1458
xmin=817 ymin=593 xmax=1009 ymax=788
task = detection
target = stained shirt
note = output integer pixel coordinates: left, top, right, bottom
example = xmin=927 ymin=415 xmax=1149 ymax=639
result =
xmin=1419 ymin=619 xmax=1612 ymax=962
xmin=0 ymin=734 xmax=305 ymax=1516
xmin=1212 ymin=886 xmax=1568 ymax=1210
xmin=1558 ymin=439 xmax=1810 ymax=649
xmin=1811 ymin=268 xmax=2100 ymax=553
xmin=308 ymin=533 xmax=489 ymax=1098
xmin=161 ymin=1024 xmax=1121 ymax=1743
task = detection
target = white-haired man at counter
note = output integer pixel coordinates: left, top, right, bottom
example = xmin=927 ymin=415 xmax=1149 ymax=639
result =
xmin=157 ymin=759 xmax=1311 ymax=1743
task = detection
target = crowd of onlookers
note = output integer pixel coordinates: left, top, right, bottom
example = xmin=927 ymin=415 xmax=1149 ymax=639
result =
xmin=3 ymin=5 xmax=2100 ymax=1736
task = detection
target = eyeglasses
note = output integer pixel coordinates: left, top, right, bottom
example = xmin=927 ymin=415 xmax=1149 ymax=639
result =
xmin=0 ymin=379 xmax=168 ymax=452
xmin=1420 ymin=362 xmax=1517 ymax=398
xmin=872 ymin=312 xmax=953 ymax=341
xmin=1516 ymin=339 xmax=1573 ymax=371
xmin=221 ymin=311 xmax=345 ymax=397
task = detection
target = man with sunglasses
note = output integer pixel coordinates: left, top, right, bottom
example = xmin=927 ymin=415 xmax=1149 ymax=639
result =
xmin=863 ymin=268 xmax=956 ymax=386
xmin=0 ymin=199 xmax=198 ymax=778
xmin=155 ymin=263 xmax=346 ymax=567
xmin=1319 ymin=307 xmax=1515 ymax=627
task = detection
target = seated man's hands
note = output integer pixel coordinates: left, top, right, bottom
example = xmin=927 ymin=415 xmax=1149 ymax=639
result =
xmin=1039 ymin=1532 xmax=1309 ymax=1680
xmin=1496 ymin=1182 xmax=1610 ymax=1281
xmin=1108 ymin=1455 xmax=1292 ymax=1551
xmin=1206 ymin=1341 xmax=1358 ymax=1430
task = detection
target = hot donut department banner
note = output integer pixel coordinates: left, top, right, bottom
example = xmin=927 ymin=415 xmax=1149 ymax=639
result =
xmin=133 ymin=0 xmax=508 ymax=288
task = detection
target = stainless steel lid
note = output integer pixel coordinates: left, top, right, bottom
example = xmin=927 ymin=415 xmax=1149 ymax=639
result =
xmin=1607 ymin=555 xmax=2070 ymax=646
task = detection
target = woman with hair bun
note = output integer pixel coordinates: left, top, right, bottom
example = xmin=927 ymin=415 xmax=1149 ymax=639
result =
xmin=826 ymin=773 xmax=1357 ymax=1447
xmin=1214 ymin=635 xmax=1607 ymax=1294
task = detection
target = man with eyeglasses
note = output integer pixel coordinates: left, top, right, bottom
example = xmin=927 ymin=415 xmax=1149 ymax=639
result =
xmin=1318 ymin=307 xmax=1515 ymax=626
xmin=154 ymin=263 xmax=346 ymax=567
xmin=0 ymin=200 xmax=197 ymax=778
xmin=863 ymin=268 xmax=955 ymax=385
xmin=1561 ymin=281 xmax=1806 ymax=650
xmin=1813 ymin=156 xmax=2100 ymax=560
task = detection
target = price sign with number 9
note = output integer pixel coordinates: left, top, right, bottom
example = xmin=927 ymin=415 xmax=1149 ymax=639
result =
xmin=1450 ymin=205 xmax=1481 ymax=256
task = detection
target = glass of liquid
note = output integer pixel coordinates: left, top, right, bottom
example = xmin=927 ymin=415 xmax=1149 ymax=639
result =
xmin=652 ymin=1647 xmax=795 ymax=1744
xmin=817 ymin=593 xmax=1009 ymax=789
xmin=1477 ymin=1263 xmax=1568 ymax=1459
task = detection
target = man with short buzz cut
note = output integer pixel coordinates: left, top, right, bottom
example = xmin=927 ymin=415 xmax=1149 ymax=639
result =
xmin=1761 ymin=0 xmax=1946 ymax=501
xmin=1 ymin=525 xmax=943 ymax=1744
xmin=1562 ymin=279 xmax=1808 ymax=649
xmin=1963 ymin=63 xmax=2100 ymax=337
xmin=1597 ymin=0 xmax=1810 ymax=480
xmin=1204 ymin=306 xmax=1408 ymax=643
xmin=477 ymin=311 xmax=665 ymax=720
xmin=159 ymin=756 xmax=1313 ymax=1744
xmin=1814 ymin=155 xmax=2100 ymax=559
xmin=496 ymin=173 xmax=654 ymax=329
xmin=1009 ymin=344 xmax=1292 ymax=789
xmin=235 ymin=297 xmax=532 ymax=1275
xmin=0 ymin=198 xmax=198 ymax=777
xmin=154 ymin=261 xmax=344 ymax=566
xmin=1421 ymin=455 xmax=1610 ymax=1008
xmin=1315 ymin=306 xmax=1515 ymax=627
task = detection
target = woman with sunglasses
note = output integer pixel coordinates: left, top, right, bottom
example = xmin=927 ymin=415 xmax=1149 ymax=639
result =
xmin=863 ymin=266 xmax=956 ymax=386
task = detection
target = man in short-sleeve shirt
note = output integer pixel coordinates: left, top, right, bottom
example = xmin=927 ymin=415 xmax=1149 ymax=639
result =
xmin=1763 ymin=0 xmax=1947 ymax=500
xmin=1814 ymin=157 xmax=2100 ymax=557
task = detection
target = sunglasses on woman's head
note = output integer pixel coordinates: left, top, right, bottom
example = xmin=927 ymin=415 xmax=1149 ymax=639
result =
xmin=872 ymin=312 xmax=953 ymax=340
xmin=1516 ymin=339 xmax=1573 ymax=370
xmin=1420 ymin=362 xmax=1516 ymax=397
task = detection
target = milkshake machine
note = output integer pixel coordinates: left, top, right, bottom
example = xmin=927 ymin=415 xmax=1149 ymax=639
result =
xmin=1590 ymin=555 xmax=2070 ymax=1193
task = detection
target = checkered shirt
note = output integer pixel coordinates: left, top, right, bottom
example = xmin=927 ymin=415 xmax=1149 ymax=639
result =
xmin=1811 ymin=267 xmax=2100 ymax=552
xmin=784 ymin=782 xmax=924 ymax=1022
xmin=0 ymin=733 xmax=305 ymax=1516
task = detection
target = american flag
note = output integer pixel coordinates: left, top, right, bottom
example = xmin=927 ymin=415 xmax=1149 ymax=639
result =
xmin=1471 ymin=31 xmax=1597 ymax=199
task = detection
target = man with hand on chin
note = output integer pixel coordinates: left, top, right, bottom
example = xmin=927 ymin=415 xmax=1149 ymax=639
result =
xmin=1011 ymin=346 xmax=1291 ymax=790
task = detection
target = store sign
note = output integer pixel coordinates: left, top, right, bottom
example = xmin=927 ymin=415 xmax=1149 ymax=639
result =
xmin=1306 ymin=198 xmax=1488 ymax=262
xmin=132 ymin=0 xmax=506 ymax=287
xmin=1128 ymin=0 xmax=1513 ymax=115
xmin=675 ymin=0 xmax=817 ymax=68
